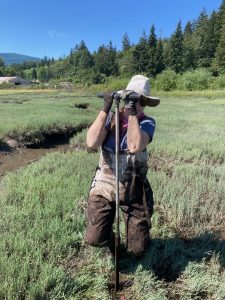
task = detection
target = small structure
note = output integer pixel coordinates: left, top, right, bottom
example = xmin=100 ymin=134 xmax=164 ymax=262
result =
xmin=30 ymin=80 xmax=40 ymax=84
xmin=0 ymin=76 xmax=28 ymax=85
xmin=58 ymin=81 xmax=74 ymax=90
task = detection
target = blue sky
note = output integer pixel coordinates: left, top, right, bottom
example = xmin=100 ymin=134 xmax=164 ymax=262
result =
xmin=0 ymin=0 xmax=222 ymax=59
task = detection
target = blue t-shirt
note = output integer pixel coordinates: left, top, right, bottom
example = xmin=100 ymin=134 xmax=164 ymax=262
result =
xmin=103 ymin=113 xmax=156 ymax=151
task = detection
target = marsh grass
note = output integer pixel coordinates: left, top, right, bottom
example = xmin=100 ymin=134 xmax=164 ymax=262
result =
xmin=0 ymin=91 xmax=100 ymax=145
xmin=0 ymin=91 xmax=225 ymax=299
xmin=147 ymin=96 xmax=225 ymax=163
xmin=0 ymin=151 xmax=98 ymax=299
xmin=69 ymin=128 xmax=88 ymax=150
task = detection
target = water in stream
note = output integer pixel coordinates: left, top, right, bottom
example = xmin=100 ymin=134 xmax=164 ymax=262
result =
xmin=0 ymin=143 xmax=71 ymax=176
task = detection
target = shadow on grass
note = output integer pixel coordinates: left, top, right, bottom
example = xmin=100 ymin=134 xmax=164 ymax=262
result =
xmin=120 ymin=231 xmax=225 ymax=282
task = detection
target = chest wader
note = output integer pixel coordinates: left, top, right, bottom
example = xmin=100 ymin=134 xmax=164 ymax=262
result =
xmin=113 ymin=95 xmax=150 ymax=290
xmin=95 ymin=92 xmax=152 ymax=292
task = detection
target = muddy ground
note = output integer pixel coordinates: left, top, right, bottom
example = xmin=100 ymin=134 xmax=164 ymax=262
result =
xmin=0 ymin=124 xmax=90 ymax=176
xmin=0 ymin=143 xmax=71 ymax=176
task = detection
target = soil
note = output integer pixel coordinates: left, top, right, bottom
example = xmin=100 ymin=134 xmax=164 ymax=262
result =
xmin=149 ymin=155 xmax=175 ymax=177
xmin=0 ymin=141 xmax=71 ymax=176
xmin=0 ymin=124 xmax=90 ymax=176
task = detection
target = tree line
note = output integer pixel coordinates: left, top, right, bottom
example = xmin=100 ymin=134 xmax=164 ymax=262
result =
xmin=1 ymin=0 xmax=225 ymax=85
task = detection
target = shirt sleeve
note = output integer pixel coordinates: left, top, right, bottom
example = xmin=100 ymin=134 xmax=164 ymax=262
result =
xmin=139 ymin=117 xmax=156 ymax=143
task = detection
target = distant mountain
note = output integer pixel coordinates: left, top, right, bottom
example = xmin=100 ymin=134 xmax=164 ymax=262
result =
xmin=0 ymin=53 xmax=41 ymax=65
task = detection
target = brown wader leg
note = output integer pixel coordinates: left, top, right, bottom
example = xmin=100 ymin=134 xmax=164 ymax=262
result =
xmin=120 ymin=176 xmax=154 ymax=256
xmin=84 ymin=193 xmax=115 ymax=248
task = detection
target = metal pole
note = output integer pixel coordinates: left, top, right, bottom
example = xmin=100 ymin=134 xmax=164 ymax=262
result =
xmin=114 ymin=95 xmax=120 ymax=291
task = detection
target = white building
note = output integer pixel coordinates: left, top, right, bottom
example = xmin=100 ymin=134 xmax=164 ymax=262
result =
xmin=0 ymin=76 xmax=28 ymax=85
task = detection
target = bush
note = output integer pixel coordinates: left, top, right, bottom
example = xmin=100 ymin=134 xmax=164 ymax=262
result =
xmin=0 ymin=82 xmax=13 ymax=89
xmin=91 ymin=72 xmax=107 ymax=84
xmin=209 ymin=75 xmax=225 ymax=89
xmin=106 ymin=76 xmax=130 ymax=91
xmin=177 ymin=69 xmax=212 ymax=91
xmin=90 ymin=76 xmax=130 ymax=94
xmin=154 ymin=69 xmax=178 ymax=91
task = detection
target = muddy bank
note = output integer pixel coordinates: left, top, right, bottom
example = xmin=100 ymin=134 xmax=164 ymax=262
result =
xmin=0 ymin=144 xmax=72 ymax=176
xmin=3 ymin=123 xmax=89 ymax=148
xmin=0 ymin=123 xmax=90 ymax=176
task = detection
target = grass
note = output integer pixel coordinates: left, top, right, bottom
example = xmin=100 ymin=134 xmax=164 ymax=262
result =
xmin=154 ymin=89 xmax=225 ymax=98
xmin=0 ymin=91 xmax=98 ymax=145
xmin=0 ymin=90 xmax=225 ymax=299
xmin=0 ymin=151 xmax=99 ymax=299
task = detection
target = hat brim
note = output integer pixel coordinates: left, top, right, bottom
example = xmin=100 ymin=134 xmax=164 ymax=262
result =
xmin=117 ymin=90 xmax=160 ymax=107
xmin=140 ymin=95 xmax=160 ymax=107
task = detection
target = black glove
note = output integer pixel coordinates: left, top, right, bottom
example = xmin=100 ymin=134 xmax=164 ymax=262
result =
xmin=122 ymin=90 xmax=139 ymax=116
xmin=102 ymin=92 xmax=114 ymax=113
xmin=126 ymin=98 xmax=138 ymax=116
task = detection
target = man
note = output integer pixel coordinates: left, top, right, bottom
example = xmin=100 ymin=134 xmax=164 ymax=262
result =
xmin=84 ymin=75 xmax=160 ymax=257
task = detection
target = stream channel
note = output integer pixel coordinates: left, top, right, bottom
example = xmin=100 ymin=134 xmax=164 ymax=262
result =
xmin=0 ymin=136 xmax=73 ymax=176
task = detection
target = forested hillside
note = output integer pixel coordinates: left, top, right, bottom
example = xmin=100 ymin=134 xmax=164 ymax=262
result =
xmin=0 ymin=53 xmax=40 ymax=66
xmin=0 ymin=1 xmax=225 ymax=87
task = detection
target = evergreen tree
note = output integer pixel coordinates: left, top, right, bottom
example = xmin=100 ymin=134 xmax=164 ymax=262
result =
xmin=69 ymin=49 xmax=74 ymax=64
xmin=32 ymin=68 xmax=37 ymax=80
xmin=213 ymin=23 xmax=225 ymax=73
xmin=4 ymin=67 xmax=16 ymax=76
xmin=38 ymin=67 xmax=48 ymax=82
xmin=0 ymin=57 xmax=4 ymax=67
xmin=207 ymin=11 xmax=220 ymax=66
xmin=94 ymin=41 xmax=118 ymax=76
xmin=118 ymin=47 xmax=135 ymax=76
xmin=19 ymin=70 xmax=25 ymax=78
xmin=216 ymin=0 xmax=225 ymax=35
xmin=147 ymin=25 xmax=158 ymax=77
xmin=167 ymin=21 xmax=184 ymax=73
xmin=148 ymin=25 xmax=157 ymax=48
xmin=213 ymin=0 xmax=225 ymax=70
xmin=79 ymin=40 xmax=87 ymax=50
xmin=122 ymin=32 xmax=131 ymax=51
xmin=162 ymin=38 xmax=170 ymax=69
xmin=155 ymin=39 xmax=165 ymax=74
xmin=183 ymin=21 xmax=196 ymax=70
xmin=42 ymin=56 xmax=50 ymax=66
xmin=78 ymin=50 xmax=93 ymax=69
xmin=132 ymin=30 xmax=148 ymax=73
xmin=193 ymin=8 xmax=215 ymax=68
xmin=184 ymin=21 xmax=193 ymax=35
xmin=71 ymin=41 xmax=93 ymax=69
xmin=0 ymin=67 xmax=4 ymax=76
xmin=108 ymin=41 xmax=119 ymax=75
xmin=50 ymin=57 xmax=55 ymax=65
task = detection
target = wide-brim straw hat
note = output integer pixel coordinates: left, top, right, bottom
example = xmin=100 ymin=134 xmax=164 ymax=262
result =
xmin=125 ymin=74 xmax=160 ymax=107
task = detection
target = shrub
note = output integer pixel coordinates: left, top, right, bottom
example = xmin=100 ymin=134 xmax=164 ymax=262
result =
xmin=178 ymin=69 xmax=212 ymax=91
xmin=154 ymin=69 xmax=178 ymax=91
xmin=0 ymin=82 xmax=12 ymax=89
xmin=91 ymin=72 xmax=107 ymax=84
xmin=209 ymin=75 xmax=225 ymax=89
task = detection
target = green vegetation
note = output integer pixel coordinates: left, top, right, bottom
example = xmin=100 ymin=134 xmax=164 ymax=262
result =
xmin=0 ymin=90 xmax=224 ymax=299
xmin=153 ymin=69 xmax=225 ymax=91
xmin=0 ymin=53 xmax=40 ymax=66
xmin=0 ymin=91 xmax=97 ymax=145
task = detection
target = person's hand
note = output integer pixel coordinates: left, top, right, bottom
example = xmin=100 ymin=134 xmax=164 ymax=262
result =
xmin=126 ymin=98 xmax=138 ymax=116
xmin=102 ymin=92 xmax=114 ymax=113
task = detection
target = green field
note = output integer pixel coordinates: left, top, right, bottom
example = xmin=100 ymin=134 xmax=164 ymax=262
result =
xmin=0 ymin=90 xmax=225 ymax=299
xmin=0 ymin=90 xmax=98 ymax=146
